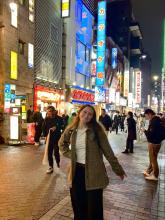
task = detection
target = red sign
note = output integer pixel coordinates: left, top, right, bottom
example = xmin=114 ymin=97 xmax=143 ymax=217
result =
xmin=71 ymin=89 xmax=95 ymax=102
xmin=135 ymin=71 xmax=141 ymax=104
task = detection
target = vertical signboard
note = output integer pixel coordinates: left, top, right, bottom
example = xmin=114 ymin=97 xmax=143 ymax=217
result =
xmin=96 ymin=1 xmax=106 ymax=86
xmin=135 ymin=71 xmax=141 ymax=104
xmin=11 ymin=51 xmax=18 ymax=80
xmin=124 ymin=71 xmax=129 ymax=97
xmin=128 ymin=92 xmax=133 ymax=108
xmin=115 ymin=92 xmax=120 ymax=106
xmin=112 ymin=48 xmax=117 ymax=69
xmin=61 ymin=0 xmax=70 ymax=18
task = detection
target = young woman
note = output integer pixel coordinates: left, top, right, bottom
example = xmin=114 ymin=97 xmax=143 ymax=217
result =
xmin=59 ymin=105 xmax=126 ymax=220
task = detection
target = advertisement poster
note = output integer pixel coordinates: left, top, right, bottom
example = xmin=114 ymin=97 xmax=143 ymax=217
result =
xmin=135 ymin=71 xmax=141 ymax=104
xmin=27 ymin=123 xmax=35 ymax=144
xmin=95 ymin=86 xmax=106 ymax=103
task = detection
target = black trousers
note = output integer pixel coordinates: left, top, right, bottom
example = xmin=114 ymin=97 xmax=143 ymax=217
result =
xmin=126 ymin=138 xmax=134 ymax=152
xmin=115 ymin=125 xmax=118 ymax=134
xmin=70 ymin=163 xmax=103 ymax=220
xmin=48 ymin=134 xmax=60 ymax=168
xmin=34 ymin=124 xmax=42 ymax=143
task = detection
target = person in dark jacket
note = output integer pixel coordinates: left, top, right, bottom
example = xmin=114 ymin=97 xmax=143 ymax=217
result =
xmin=33 ymin=106 xmax=44 ymax=146
xmin=42 ymin=106 xmax=63 ymax=174
xmin=27 ymin=105 xmax=33 ymax=123
xmin=122 ymin=111 xmax=136 ymax=154
xmin=99 ymin=109 xmax=112 ymax=135
xmin=113 ymin=112 xmax=121 ymax=134
xmin=143 ymin=109 xmax=162 ymax=181
xmin=120 ymin=113 xmax=126 ymax=132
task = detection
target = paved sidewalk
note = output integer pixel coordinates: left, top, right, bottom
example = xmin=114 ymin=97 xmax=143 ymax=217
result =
xmin=0 ymin=132 xmax=164 ymax=220
xmin=39 ymin=133 xmax=165 ymax=220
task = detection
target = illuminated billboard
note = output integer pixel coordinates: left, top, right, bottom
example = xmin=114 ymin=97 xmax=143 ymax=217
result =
xmin=75 ymin=1 xmax=93 ymax=76
xmin=112 ymin=48 xmax=117 ymax=69
xmin=61 ymin=0 xmax=70 ymax=18
xmin=95 ymin=86 xmax=106 ymax=103
xmin=11 ymin=51 xmax=18 ymax=80
xmin=135 ymin=71 xmax=141 ymax=104
xmin=96 ymin=1 xmax=106 ymax=86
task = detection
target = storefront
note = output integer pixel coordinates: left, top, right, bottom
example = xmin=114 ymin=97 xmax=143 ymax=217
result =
xmin=4 ymin=84 xmax=27 ymax=119
xmin=34 ymin=85 xmax=65 ymax=117
xmin=65 ymin=86 xmax=95 ymax=115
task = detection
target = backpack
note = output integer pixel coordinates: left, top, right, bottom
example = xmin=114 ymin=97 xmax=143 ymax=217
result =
xmin=160 ymin=118 xmax=165 ymax=141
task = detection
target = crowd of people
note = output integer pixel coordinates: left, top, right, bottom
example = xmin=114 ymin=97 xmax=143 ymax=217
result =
xmin=26 ymin=105 xmax=165 ymax=220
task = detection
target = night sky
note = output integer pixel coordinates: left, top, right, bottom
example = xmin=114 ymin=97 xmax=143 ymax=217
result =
xmin=132 ymin=0 xmax=165 ymax=74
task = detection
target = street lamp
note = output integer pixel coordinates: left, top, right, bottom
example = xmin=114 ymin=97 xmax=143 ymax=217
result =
xmin=141 ymin=54 xmax=147 ymax=59
xmin=153 ymin=75 xmax=159 ymax=81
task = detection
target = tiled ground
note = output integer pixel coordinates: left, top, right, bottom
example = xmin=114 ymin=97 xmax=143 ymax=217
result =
xmin=0 ymin=132 xmax=164 ymax=220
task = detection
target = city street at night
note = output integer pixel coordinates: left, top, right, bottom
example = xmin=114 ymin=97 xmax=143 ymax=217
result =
xmin=0 ymin=132 xmax=164 ymax=220
xmin=1 ymin=0 xmax=165 ymax=220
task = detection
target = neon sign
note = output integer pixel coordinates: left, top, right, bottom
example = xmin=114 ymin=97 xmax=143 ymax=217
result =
xmin=112 ymin=48 xmax=117 ymax=69
xmin=96 ymin=1 xmax=106 ymax=86
xmin=71 ymin=88 xmax=95 ymax=103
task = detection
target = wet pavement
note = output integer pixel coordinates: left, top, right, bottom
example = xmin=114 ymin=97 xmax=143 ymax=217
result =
xmin=0 ymin=132 xmax=165 ymax=220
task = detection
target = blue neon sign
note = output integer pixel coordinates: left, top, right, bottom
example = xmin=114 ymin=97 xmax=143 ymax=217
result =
xmin=112 ymin=48 xmax=117 ymax=69
xmin=96 ymin=1 xmax=106 ymax=86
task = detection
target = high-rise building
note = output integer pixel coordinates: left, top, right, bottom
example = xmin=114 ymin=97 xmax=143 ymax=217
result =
xmin=34 ymin=0 xmax=64 ymax=114
xmin=0 ymin=0 xmax=34 ymax=142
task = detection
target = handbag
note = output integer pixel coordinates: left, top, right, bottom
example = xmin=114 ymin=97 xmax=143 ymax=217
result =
xmin=42 ymin=130 xmax=50 ymax=165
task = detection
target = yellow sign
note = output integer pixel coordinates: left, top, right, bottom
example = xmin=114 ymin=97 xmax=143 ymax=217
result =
xmin=62 ymin=0 xmax=70 ymax=17
xmin=11 ymin=51 xmax=18 ymax=80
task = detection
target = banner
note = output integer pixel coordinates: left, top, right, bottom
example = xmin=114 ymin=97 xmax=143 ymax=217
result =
xmin=135 ymin=71 xmax=141 ymax=104
xmin=96 ymin=1 xmax=106 ymax=86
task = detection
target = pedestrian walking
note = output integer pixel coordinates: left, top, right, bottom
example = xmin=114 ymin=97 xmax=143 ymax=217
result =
xmin=61 ymin=113 xmax=69 ymax=131
xmin=33 ymin=106 xmax=44 ymax=146
xmin=122 ymin=111 xmax=136 ymax=154
xmin=120 ymin=113 xmax=126 ymax=132
xmin=113 ymin=112 xmax=121 ymax=134
xmin=99 ymin=109 xmax=112 ymax=135
xmin=42 ymin=106 xmax=63 ymax=174
xmin=142 ymin=109 xmax=163 ymax=181
xmin=59 ymin=105 xmax=126 ymax=220
xmin=27 ymin=105 xmax=33 ymax=123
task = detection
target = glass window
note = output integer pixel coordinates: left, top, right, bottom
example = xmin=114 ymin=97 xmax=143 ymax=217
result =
xmin=19 ymin=0 xmax=25 ymax=5
xmin=10 ymin=3 xmax=17 ymax=28
xmin=85 ymin=48 xmax=90 ymax=62
xmin=28 ymin=43 xmax=34 ymax=68
xmin=29 ymin=0 xmax=34 ymax=22
xmin=11 ymin=51 xmax=18 ymax=80
xmin=19 ymin=40 xmax=24 ymax=55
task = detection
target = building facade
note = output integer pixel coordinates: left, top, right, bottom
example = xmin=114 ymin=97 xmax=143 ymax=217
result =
xmin=34 ymin=0 xmax=64 ymax=115
xmin=0 ymin=0 xmax=34 ymax=142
